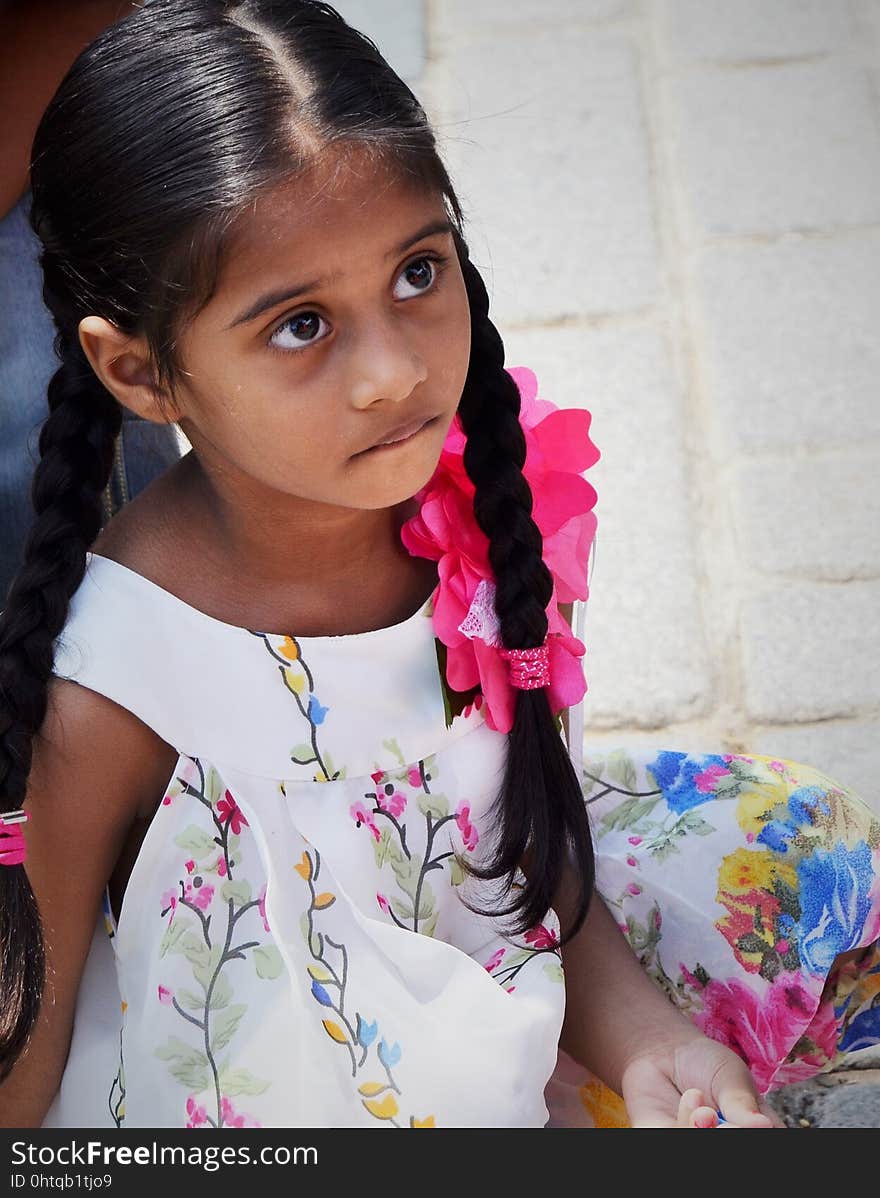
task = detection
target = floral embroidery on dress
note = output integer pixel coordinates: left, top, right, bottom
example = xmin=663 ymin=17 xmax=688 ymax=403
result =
xmin=481 ymin=925 xmax=565 ymax=995
xmin=348 ymin=742 xmax=466 ymax=937
xmin=297 ymin=846 xmax=436 ymax=1127
xmin=253 ymin=632 xmax=343 ymax=782
xmin=107 ymin=1003 xmax=127 ymax=1128
xmin=153 ymin=757 xmax=283 ymax=1128
xmin=344 ymin=738 xmax=567 ymax=995
xmin=351 ymin=774 xmax=566 ymax=988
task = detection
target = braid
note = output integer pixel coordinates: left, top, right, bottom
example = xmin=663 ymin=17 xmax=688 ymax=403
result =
xmin=454 ymin=239 xmax=595 ymax=947
xmin=0 ymin=326 xmax=121 ymax=1078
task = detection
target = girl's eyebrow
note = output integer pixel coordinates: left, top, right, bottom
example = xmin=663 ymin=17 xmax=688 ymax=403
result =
xmin=226 ymin=218 xmax=454 ymax=329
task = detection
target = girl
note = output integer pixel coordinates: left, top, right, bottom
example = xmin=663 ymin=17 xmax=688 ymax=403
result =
xmin=0 ymin=0 xmax=878 ymax=1130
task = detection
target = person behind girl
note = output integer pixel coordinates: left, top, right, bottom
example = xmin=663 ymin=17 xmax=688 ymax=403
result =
xmin=0 ymin=0 xmax=877 ymax=1130
xmin=0 ymin=0 xmax=182 ymax=603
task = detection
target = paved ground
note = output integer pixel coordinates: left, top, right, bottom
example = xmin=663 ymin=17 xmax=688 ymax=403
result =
xmin=335 ymin=0 xmax=880 ymax=1126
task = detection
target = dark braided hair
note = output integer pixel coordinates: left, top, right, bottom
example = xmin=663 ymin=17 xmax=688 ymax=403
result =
xmin=454 ymin=244 xmax=595 ymax=937
xmin=0 ymin=305 xmax=122 ymax=1072
xmin=0 ymin=0 xmax=594 ymax=1081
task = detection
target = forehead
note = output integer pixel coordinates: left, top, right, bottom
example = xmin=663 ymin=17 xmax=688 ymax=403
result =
xmin=218 ymin=145 xmax=444 ymax=285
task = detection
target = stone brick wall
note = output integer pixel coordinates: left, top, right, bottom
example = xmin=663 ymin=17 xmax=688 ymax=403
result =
xmin=336 ymin=0 xmax=880 ymax=810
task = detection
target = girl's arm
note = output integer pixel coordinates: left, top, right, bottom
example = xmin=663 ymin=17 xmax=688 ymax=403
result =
xmin=556 ymin=867 xmax=694 ymax=1092
xmin=553 ymin=860 xmax=775 ymax=1126
xmin=551 ymin=602 xmax=773 ymax=1125
xmin=554 ymin=599 xmax=680 ymax=1080
xmin=0 ymin=676 xmax=177 ymax=1127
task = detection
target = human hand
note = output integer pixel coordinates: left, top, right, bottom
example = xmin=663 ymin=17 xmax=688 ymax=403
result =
xmin=619 ymin=1029 xmax=784 ymax=1128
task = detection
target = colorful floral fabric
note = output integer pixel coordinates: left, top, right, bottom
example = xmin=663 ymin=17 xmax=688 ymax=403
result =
xmin=544 ymin=748 xmax=880 ymax=1127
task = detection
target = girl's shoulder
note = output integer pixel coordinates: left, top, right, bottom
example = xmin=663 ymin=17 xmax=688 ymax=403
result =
xmin=85 ymin=459 xmax=260 ymax=631
xmin=88 ymin=457 xmax=194 ymax=597
xmin=52 ymin=464 xmax=210 ymax=778
xmin=40 ymin=675 xmax=179 ymax=825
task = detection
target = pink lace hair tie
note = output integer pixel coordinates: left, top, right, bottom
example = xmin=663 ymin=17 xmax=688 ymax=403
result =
xmin=0 ymin=809 xmax=28 ymax=867
xmin=498 ymin=641 xmax=551 ymax=690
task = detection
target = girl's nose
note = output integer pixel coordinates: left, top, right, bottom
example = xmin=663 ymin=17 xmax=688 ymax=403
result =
xmin=348 ymin=318 xmax=428 ymax=410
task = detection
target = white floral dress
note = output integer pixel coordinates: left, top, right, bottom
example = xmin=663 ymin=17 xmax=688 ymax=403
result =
xmin=43 ymin=552 xmax=568 ymax=1129
xmin=42 ymin=553 xmax=880 ymax=1129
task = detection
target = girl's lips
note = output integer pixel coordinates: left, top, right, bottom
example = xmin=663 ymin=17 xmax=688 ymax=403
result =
xmin=359 ymin=416 xmax=436 ymax=454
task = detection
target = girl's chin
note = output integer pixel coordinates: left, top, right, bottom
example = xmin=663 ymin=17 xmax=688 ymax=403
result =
xmin=349 ymin=425 xmax=446 ymax=488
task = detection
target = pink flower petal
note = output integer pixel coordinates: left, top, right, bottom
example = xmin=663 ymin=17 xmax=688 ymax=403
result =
xmin=530 ymin=472 xmax=598 ymax=537
xmin=507 ymin=364 xmax=538 ymax=405
xmin=531 ymin=408 xmax=600 ymax=476
xmin=398 ymin=365 xmax=600 ymax=737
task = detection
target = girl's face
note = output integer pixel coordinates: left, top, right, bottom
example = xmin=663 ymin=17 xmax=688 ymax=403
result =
xmin=170 ymin=147 xmax=472 ymax=515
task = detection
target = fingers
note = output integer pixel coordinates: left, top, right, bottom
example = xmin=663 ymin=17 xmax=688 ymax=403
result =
xmin=623 ymin=1064 xmax=691 ymax=1127
xmin=624 ymin=1049 xmax=786 ymax=1128
xmin=715 ymin=1076 xmax=779 ymax=1128
xmin=720 ymin=1092 xmax=782 ymax=1128
xmin=627 ymin=1103 xmax=681 ymax=1129
xmin=637 ymin=1088 xmax=779 ymax=1129
xmin=678 ymin=1089 xmax=719 ymax=1128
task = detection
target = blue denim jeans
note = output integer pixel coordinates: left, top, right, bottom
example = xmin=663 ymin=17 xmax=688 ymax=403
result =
xmin=0 ymin=190 xmax=181 ymax=601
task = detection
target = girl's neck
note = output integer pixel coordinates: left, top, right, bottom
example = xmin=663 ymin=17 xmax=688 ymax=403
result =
xmin=93 ymin=449 xmax=436 ymax=637
xmin=176 ymin=449 xmax=418 ymax=586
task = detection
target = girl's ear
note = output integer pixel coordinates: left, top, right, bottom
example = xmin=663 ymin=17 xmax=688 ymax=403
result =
xmin=77 ymin=315 xmax=181 ymax=425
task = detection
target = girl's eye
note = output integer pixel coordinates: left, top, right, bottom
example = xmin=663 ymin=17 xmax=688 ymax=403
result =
xmin=394 ymin=254 xmax=442 ymax=300
xmin=266 ymin=253 xmax=449 ymax=355
xmin=268 ymin=310 xmax=328 ymax=354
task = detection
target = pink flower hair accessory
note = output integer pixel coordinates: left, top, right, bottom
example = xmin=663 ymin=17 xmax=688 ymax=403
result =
xmin=0 ymin=809 xmax=28 ymax=867
xmin=400 ymin=365 xmax=600 ymax=734
xmin=498 ymin=642 xmax=551 ymax=691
